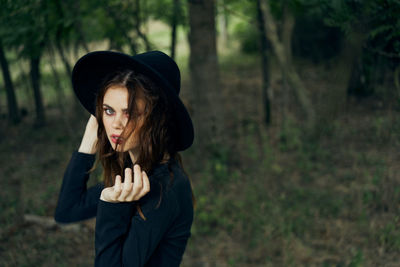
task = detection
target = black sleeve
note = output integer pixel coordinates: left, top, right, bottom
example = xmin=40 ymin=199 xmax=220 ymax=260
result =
xmin=54 ymin=151 xmax=103 ymax=223
xmin=94 ymin=184 xmax=179 ymax=267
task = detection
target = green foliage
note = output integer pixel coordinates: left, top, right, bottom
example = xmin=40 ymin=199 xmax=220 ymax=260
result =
xmin=146 ymin=0 xmax=187 ymax=27
xmin=378 ymin=217 xmax=400 ymax=251
xmin=292 ymin=14 xmax=343 ymax=61
xmin=323 ymin=0 xmax=400 ymax=53
xmin=191 ymin=145 xmax=235 ymax=235
xmin=0 ymin=0 xmax=45 ymax=57
xmin=348 ymin=249 xmax=364 ymax=267
xmin=0 ymin=0 xmax=188 ymax=58
xmin=232 ymin=21 xmax=259 ymax=54
xmin=279 ymin=118 xmax=302 ymax=152
xmin=218 ymin=0 xmax=258 ymax=54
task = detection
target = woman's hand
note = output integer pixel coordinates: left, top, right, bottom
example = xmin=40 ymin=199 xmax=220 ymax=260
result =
xmin=100 ymin=165 xmax=150 ymax=203
xmin=78 ymin=115 xmax=98 ymax=154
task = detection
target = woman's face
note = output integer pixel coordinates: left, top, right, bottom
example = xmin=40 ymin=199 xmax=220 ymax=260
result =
xmin=102 ymin=85 xmax=145 ymax=152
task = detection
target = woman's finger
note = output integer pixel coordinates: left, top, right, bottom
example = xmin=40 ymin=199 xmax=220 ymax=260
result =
xmin=132 ymin=164 xmax=143 ymax=195
xmin=118 ymin=168 xmax=133 ymax=201
xmin=113 ymin=175 xmax=122 ymax=199
xmin=138 ymin=171 xmax=150 ymax=198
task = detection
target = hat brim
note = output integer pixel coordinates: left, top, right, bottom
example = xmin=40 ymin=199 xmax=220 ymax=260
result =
xmin=72 ymin=51 xmax=194 ymax=151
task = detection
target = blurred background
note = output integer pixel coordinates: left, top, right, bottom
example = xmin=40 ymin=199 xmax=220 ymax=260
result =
xmin=0 ymin=0 xmax=399 ymax=266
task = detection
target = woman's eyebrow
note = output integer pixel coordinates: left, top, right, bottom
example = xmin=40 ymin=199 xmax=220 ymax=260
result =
xmin=103 ymin=104 xmax=128 ymax=112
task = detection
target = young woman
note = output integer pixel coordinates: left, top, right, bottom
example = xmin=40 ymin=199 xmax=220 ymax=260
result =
xmin=54 ymin=51 xmax=195 ymax=267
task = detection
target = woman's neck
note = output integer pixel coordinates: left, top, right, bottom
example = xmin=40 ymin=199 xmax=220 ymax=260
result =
xmin=128 ymin=149 xmax=170 ymax=165
xmin=128 ymin=149 xmax=139 ymax=164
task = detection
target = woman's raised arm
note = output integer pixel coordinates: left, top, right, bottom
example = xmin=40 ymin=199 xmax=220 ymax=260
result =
xmin=54 ymin=115 xmax=102 ymax=223
xmin=78 ymin=115 xmax=98 ymax=155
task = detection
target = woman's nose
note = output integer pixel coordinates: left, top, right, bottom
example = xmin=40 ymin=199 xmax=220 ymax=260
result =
xmin=112 ymin=113 xmax=125 ymax=129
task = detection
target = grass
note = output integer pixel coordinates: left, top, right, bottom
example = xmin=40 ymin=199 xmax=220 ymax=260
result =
xmin=181 ymin=56 xmax=400 ymax=266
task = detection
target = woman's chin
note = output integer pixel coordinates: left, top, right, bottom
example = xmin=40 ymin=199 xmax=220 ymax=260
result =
xmin=114 ymin=146 xmax=124 ymax=152
xmin=109 ymin=142 xmax=122 ymax=151
xmin=110 ymin=144 xmax=129 ymax=152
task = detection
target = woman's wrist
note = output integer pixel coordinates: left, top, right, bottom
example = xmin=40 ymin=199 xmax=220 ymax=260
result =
xmin=78 ymin=138 xmax=97 ymax=154
xmin=100 ymin=191 xmax=114 ymax=202
xmin=78 ymin=115 xmax=98 ymax=154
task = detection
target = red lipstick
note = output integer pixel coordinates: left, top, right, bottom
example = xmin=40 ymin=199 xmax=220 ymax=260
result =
xmin=111 ymin=134 xmax=123 ymax=144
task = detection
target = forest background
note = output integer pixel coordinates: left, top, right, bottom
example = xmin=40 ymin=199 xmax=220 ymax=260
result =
xmin=0 ymin=0 xmax=400 ymax=266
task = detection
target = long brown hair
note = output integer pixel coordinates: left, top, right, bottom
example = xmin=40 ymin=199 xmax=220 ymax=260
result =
xmin=93 ymin=70 xmax=195 ymax=210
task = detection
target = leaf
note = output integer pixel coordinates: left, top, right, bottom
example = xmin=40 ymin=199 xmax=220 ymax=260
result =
xmin=369 ymin=24 xmax=394 ymax=39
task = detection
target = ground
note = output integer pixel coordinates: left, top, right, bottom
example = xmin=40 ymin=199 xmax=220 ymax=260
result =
xmin=1 ymin=55 xmax=400 ymax=266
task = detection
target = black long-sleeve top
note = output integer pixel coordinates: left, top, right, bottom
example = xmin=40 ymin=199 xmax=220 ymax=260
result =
xmin=54 ymin=151 xmax=194 ymax=267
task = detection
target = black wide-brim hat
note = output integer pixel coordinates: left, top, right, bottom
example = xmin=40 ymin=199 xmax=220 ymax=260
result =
xmin=72 ymin=50 xmax=194 ymax=151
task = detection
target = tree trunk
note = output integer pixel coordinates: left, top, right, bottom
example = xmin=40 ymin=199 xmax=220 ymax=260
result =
xmin=282 ymin=3 xmax=294 ymax=66
xmin=134 ymin=0 xmax=151 ymax=51
xmin=48 ymin=47 xmax=76 ymax=138
xmin=71 ymin=0 xmax=90 ymax=53
xmin=347 ymin=47 xmax=366 ymax=97
xmin=17 ymin=61 xmax=34 ymax=112
xmin=343 ymin=31 xmax=367 ymax=98
xmin=170 ymin=0 xmax=180 ymax=60
xmin=54 ymin=0 xmax=72 ymax=77
xmin=218 ymin=0 xmax=229 ymax=48
xmin=280 ymin=1 xmax=294 ymax=125
xmin=256 ymin=0 xmax=271 ymax=125
xmin=56 ymin=37 xmax=72 ymax=77
xmin=395 ymin=65 xmax=400 ymax=99
xmin=260 ymin=0 xmax=315 ymax=130
xmin=30 ymin=54 xmax=45 ymax=126
xmin=48 ymin=47 xmax=65 ymax=112
xmin=315 ymin=32 xmax=364 ymax=121
xmin=188 ymin=0 xmax=224 ymax=150
xmin=0 ymin=39 xmax=20 ymax=124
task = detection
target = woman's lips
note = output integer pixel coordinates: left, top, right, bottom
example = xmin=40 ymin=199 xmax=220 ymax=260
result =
xmin=111 ymin=135 xmax=123 ymax=144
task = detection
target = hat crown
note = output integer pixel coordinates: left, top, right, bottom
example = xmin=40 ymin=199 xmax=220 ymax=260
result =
xmin=134 ymin=51 xmax=181 ymax=95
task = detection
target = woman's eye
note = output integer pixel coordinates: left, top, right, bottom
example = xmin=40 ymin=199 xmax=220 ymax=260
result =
xmin=104 ymin=108 xmax=114 ymax=115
